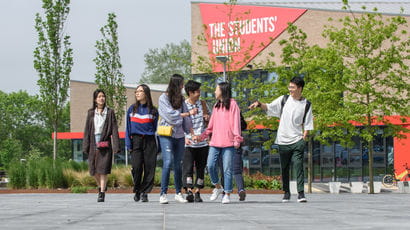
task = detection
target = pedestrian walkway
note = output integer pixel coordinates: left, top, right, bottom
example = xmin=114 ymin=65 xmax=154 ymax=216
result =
xmin=0 ymin=193 xmax=409 ymax=229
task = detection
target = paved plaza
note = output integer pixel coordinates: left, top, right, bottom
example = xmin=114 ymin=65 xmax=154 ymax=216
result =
xmin=1 ymin=192 xmax=409 ymax=230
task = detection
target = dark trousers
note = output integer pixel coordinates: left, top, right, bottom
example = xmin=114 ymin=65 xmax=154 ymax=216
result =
xmin=183 ymin=146 xmax=209 ymax=189
xmin=279 ymin=139 xmax=306 ymax=193
xmin=219 ymin=147 xmax=245 ymax=192
xmin=130 ymin=135 xmax=157 ymax=194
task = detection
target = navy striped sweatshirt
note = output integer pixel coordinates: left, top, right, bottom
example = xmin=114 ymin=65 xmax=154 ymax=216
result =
xmin=125 ymin=104 xmax=158 ymax=150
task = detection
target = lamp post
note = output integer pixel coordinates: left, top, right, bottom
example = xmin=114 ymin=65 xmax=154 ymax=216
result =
xmin=216 ymin=55 xmax=228 ymax=82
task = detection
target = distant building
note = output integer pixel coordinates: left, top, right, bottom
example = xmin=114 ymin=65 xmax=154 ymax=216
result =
xmin=191 ymin=1 xmax=410 ymax=182
xmin=60 ymin=80 xmax=167 ymax=163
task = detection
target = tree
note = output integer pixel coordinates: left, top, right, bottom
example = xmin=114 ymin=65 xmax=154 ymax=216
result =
xmin=33 ymin=0 xmax=73 ymax=162
xmin=140 ymin=40 xmax=192 ymax=84
xmin=94 ymin=13 xmax=126 ymax=125
xmin=0 ymin=91 xmax=54 ymax=168
xmin=320 ymin=2 xmax=410 ymax=193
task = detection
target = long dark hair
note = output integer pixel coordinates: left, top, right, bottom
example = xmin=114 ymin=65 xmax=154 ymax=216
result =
xmin=92 ymin=89 xmax=106 ymax=109
xmin=215 ymin=82 xmax=231 ymax=110
xmin=166 ymin=74 xmax=184 ymax=110
xmin=133 ymin=84 xmax=157 ymax=115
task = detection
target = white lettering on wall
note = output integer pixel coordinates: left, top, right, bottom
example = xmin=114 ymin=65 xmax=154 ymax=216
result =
xmin=209 ymin=16 xmax=278 ymax=55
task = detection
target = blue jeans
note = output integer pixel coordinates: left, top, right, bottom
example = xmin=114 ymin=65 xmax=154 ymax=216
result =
xmin=159 ymin=136 xmax=185 ymax=195
xmin=207 ymin=146 xmax=234 ymax=193
xmin=219 ymin=147 xmax=245 ymax=193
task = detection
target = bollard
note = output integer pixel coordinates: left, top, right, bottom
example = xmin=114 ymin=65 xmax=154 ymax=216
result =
xmin=397 ymin=181 xmax=410 ymax=193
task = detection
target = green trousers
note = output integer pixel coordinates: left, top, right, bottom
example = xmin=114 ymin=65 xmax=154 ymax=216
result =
xmin=278 ymin=139 xmax=306 ymax=193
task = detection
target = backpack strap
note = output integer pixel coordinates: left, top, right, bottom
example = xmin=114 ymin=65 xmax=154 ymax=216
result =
xmin=201 ymin=100 xmax=209 ymax=117
xmin=280 ymin=95 xmax=289 ymax=117
xmin=303 ymin=100 xmax=311 ymax=125
xmin=281 ymin=94 xmax=311 ymax=125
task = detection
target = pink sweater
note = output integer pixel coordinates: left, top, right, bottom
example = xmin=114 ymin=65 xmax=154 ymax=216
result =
xmin=200 ymin=98 xmax=243 ymax=148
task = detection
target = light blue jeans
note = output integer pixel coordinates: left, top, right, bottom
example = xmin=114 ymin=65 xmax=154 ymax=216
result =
xmin=159 ymin=136 xmax=185 ymax=195
xmin=207 ymin=146 xmax=234 ymax=193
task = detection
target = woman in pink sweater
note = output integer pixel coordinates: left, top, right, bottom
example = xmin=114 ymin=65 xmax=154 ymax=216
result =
xmin=199 ymin=82 xmax=243 ymax=204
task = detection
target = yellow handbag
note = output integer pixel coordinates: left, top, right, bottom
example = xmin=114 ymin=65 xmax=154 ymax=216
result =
xmin=157 ymin=117 xmax=173 ymax=136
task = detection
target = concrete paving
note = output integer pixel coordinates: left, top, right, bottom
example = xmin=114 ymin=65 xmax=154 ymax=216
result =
xmin=1 ymin=192 xmax=409 ymax=230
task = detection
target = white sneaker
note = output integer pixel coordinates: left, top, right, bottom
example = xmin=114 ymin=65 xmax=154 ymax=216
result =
xmin=221 ymin=194 xmax=230 ymax=204
xmin=159 ymin=194 xmax=168 ymax=204
xmin=175 ymin=193 xmax=188 ymax=203
xmin=210 ymin=188 xmax=223 ymax=201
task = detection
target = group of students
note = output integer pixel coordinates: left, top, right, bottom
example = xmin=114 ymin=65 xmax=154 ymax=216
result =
xmin=82 ymin=74 xmax=313 ymax=204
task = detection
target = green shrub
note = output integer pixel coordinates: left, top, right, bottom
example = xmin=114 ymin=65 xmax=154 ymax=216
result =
xmin=269 ymin=180 xmax=282 ymax=190
xmin=63 ymin=170 xmax=81 ymax=187
xmin=204 ymin=174 xmax=213 ymax=187
xmin=107 ymin=173 xmax=118 ymax=188
xmin=44 ymin=160 xmax=67 ymax=189
xmin=70 ymin=186 xmax=91 ymax=193
xmin=244 ymin=175 xmax=254 ymax=189
xmin=64 ymin=160 xmax=88 ymax=172
xmin=27 ymin=160 xmax=39 ymax=188
xmin=37 ymin=162 xmax=47 ymax=188
xmin=254 ymin=179 xmax=269 ymax=189
xmin=7 ymin=161 xmax=26 ymax=189
xmin=80 ymin=174 xmax=97 ymax=187
xmin=154 ymin=168 xmax=161 ymax=186
xmin=121 ymin=173 xmax=133 ymax=187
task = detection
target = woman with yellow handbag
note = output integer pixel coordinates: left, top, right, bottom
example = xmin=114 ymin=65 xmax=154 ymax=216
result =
xmin=157 ymin=74 xmax=196 ymax=204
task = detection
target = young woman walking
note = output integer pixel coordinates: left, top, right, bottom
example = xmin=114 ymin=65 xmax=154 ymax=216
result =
xmin=158 ymin=74 xmax=195 ymax=204
xmin=125 ymin=84 xmax=158 ymax=202
xmin=198 ymin=82 xmax=243 ymax=204
xmin=83 ymin=89 xmax=120 ymax=202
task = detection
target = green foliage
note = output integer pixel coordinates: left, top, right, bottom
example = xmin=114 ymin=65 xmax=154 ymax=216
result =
xmin=322 ymin=3 xmax=410 ymax=193
xmin=7 ymin=161 xmax=27 ymax=189
xmin=270 ymin=179 xmax=282 ymax=190
xmin=79 ymin=175 xmax=97 ymax=187
xmin=70 ymin=186 xmax=92 ymax=193
xmin=94 ymin=13 xmax=127 ymax=125
xmin=33 ymin=0 xmax=73 ymax=161
xmin=107 ymin=173 xmax=118 ymax=188
xmin=27 ymin=160 xmax=39 ymax=188
xmin=0 ymin=138 xmax=23 ymax=169
xmin=140 ymin=40 xmax=192 ymax=84
xmin=0 ymin=91 xmax=59 ymax=165
xmin=8 ymin=158 xmax=67 ymax=189
xmin=64 ymin=160 xmax=88 ymax=172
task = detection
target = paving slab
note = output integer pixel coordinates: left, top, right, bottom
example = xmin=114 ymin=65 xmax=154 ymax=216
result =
xmin=0 ymin=193 xmax=409 ymax=229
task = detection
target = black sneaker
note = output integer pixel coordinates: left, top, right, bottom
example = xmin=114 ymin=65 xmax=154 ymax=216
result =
xmin=97 ymin=192 xmax=105 ymax=202
xmin=297 ymin=191 xmax=307 ymax=203
xmin=238 ymin=190 xmax=246 ymax=201
xmin=282 ymin=192 xmax=290 ymax=203
xmin=141 ymin=193 xmax=148 ymax=202
xmin=134 ymin=192 xmax=141 ymax=202
xmin=194 ymin=192 xmax=203 ymax=202
xmin=186 ymin=191 xmax=194 ymax=203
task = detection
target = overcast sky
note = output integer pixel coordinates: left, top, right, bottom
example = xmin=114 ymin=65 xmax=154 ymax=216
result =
xmin=0 ymin=0 xmax=229 ymax=95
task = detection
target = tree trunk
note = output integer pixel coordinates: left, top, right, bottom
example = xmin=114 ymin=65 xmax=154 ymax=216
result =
xmin=53 ymin=122 xmax=58 ymax=163
xmin=368 ymin=137 xmax=374 ymax=194
xmin=367 ymin=113 xmax=374 ymax=194
xmin=308 ymin=136 xmax=313 ymax=193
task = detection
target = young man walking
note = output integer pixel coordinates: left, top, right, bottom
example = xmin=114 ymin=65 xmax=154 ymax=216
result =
xmin=182 ymin=80 xmax=210 ymax=202
xmin=249 ymin=76 xmax=313 ymax=202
